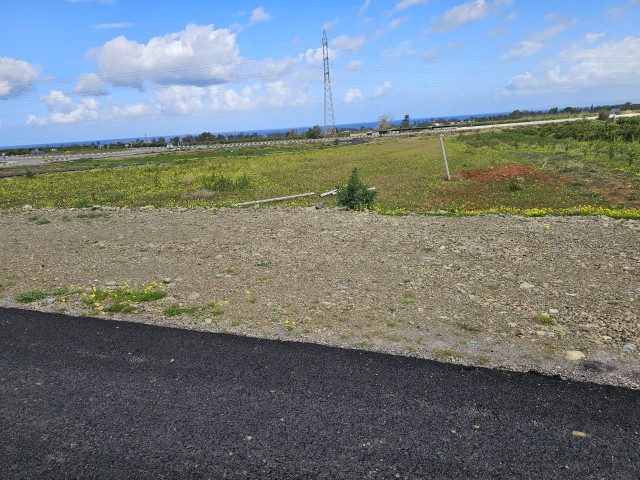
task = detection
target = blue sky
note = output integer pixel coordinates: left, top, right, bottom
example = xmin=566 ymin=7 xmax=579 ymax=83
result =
xmin=1 ymin=0 xmax=639 ymax=147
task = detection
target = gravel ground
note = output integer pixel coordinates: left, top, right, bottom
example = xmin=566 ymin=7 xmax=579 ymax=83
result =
xmin=1 ymin=206 xmax=638 ymax=388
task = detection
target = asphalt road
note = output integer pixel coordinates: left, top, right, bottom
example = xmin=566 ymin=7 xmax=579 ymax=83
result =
xmin=1 ymin=307 xmax=638 ymax=479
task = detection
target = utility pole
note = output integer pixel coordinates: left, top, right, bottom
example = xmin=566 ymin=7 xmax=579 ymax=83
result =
xmin=322 ymin=30 xmax=336 ymax=136
xmin=439 ymin=134 xmax=451 ymax=181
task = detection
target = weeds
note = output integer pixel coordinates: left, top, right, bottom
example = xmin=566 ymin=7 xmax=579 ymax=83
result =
xmin=253 ymin=260 xmax=272 ymax=268
xmin=163 ymin=303 xmax=224 ymax=317
xmin=533 ymin=314 xmax=556 ymax=325
xmin=27 ymin=215 xmax=50 ymax=225
xmin=508 ymin=179 xmax=523 ymax=192
xmin=458 ymin=323 xmax=483 ymax=333
xmin=433 ymin=348 xmax=462 ymax=360
xmin=16 ymin=281 xmax=167 ymax=315
xmin=16 ymin=291 xmax=48 ymax=303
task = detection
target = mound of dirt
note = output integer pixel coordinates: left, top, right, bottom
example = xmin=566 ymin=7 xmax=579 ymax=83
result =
xmin=459 ymin=164 xmax=556 ymax=184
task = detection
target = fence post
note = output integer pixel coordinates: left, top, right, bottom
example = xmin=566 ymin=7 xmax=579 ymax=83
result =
xmin=439 ymin=134 xmax=451 ymax=181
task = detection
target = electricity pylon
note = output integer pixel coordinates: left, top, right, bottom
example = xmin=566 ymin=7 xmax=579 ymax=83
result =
xmin=322 ymin=30 xmax=337 ymax=136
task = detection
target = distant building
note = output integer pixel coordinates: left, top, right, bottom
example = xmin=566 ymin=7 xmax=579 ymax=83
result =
xmin=611 ymin=108 xmax=621 ymax=116
xmin=31 ymin=148 xmax=44 ymax=155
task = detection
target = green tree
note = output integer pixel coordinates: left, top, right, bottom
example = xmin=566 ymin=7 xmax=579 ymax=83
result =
xmin=400 ymin=114 xmax=410 ymax=129
xmin=305 ymin=125 xmax=321 ymax=139
xmin=597 ymin=109 xmax=610 ymax=121
xmin=336 ymin=168 xmax=377 ymax=211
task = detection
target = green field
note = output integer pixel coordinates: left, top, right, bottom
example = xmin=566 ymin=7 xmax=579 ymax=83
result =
xmin=1 ymin=119 xmax=639 ymax=218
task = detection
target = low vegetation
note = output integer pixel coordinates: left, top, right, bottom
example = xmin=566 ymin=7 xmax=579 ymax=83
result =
xmin=336 ymin=168 xmax=377 ymax=211
xmin=1 ymin=118 xmax=639 ymax=218
xmin=15 ymin=282 xmax=167 ymax=315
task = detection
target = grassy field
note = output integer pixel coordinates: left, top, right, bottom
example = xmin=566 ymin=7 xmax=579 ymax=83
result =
xmin=1 ymin=121 xmax=639 ymax=218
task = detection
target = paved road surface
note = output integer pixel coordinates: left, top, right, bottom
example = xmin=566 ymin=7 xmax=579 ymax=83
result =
xmin=1 ymin=307 xmax=638 ymax=479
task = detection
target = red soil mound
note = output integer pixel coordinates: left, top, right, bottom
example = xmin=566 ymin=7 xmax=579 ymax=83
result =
xmin=459 ymin=164 xmax=555 ymax=183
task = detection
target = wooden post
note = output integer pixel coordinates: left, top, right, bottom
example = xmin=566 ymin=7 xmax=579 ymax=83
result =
xmin=439 ymin=134 xmax=451 ymax=181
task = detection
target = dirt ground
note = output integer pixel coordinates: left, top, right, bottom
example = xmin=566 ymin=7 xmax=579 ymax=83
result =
xmin=1 ymin=206 xmax=638 ymax=389
xmin=458 ymin=164 xmax=558 ymax=184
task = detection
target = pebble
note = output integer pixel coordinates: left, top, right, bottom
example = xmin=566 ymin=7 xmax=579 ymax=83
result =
xmin=519 ymin=282 xmax=535 ymax=290
xmin=622 ymin=343 xmax=637 ymax=353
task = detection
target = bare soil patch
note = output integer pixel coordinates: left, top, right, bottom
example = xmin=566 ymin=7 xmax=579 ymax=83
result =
xmin=0 ymin=207 xmax=638 ymax=388
xmin=458 ymin=164 xmax=558 ymax=184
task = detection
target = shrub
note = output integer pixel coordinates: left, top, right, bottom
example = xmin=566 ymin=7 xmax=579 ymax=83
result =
xmin=336 ymin=168 xmax=377 ymax=211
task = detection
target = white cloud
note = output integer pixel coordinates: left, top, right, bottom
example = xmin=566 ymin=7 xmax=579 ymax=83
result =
xmin=359 ymin=0 xmax=373 ymax=16
xmin=343 ymin=88 xmax=364 ymax=103
xmin=323 ymin=18 xmax=340 ymax=31
xmin=531 ymin=17 xmax=577 ymax=42
xmin=342 ymin=82 xmax=391 ymax=104
xmin=50 ymin=98 xmax=101 ymax=124
xmin=29 ymin=93 xmax=155 ymax=126
xmin=0 ymin=57 xmax=41 ymax=99
xmin=344 ymin=60 xmax=362 ymax=74
xmin=394 ymin=0 xmax=428 ymax=11
xmin=330 ymin=34 xmax=366 ymax=52
xmin=374 ymin=16 xmax=406 ymax=38
xmin=606 ymin=0 xmax=640 ymax=18
xmin=30 ymin=93 xmax=110 ymax=125
xmin=585 ymin=32 xmax=605 ymax=43
xmin=87 ymin=24 xmax=242 ymax=88
xmin=73 ymin=73 xmax=106 ymax=95
xmin=263 ymin=81 xmax=309 ymax=108
xmin=382 ymin=40 xmax=414 ymax=59
xmin=373 ymin=81 xmax=392 ymax=97
xmin=503 ymin=36 xmax=640 ymax=95
xmin=420 ymin=42 xmax=464 ymax=62
xmin=41 ymin=90 xmax=72 ymax=110
xmin=501 ymin=16 xmax=576 ymax=60
xmin=389 ymin=18 xmax=404 ymax=30
xmin=249 ymin=7 xmax=272 ymax=23
xmin=429 ymin=0 xmax=490 ymax=32
xmin=156 ymin=85 xmax=207 ymax=115
xmin=303 ymin=47 xmax=325 ymax=65
xmin=501 ymin=40 xmax=544 ymax=60
xmin=95 ymin=22 xmax=133 ymax=29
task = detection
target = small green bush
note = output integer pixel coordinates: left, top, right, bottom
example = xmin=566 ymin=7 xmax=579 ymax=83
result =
xmin=336 ymin=168 xmax=377 ymax=211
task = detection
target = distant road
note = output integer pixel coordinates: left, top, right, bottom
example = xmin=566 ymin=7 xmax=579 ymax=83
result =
xmin=454 ymin=112 xmax=640 ymax=133
xmin=0 ymin=138 xmax=336 ymax=169
xmin=2 ymin=113 xmax=639 ymax=169
xmin=1 ymin=307 xmax=638 ymax=479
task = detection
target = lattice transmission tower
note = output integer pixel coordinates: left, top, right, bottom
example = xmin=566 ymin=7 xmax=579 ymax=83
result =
xmin=322 ymin=30 xmax=336 ymax=135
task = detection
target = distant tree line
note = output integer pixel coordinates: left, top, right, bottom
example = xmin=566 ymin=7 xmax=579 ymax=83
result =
xmin=3 ymin=101 xmax=639 ymax=156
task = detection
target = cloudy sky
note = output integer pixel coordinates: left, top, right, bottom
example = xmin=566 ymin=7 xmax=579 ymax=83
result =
xmin=1 ymin=0 xmax=639 ymax=146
